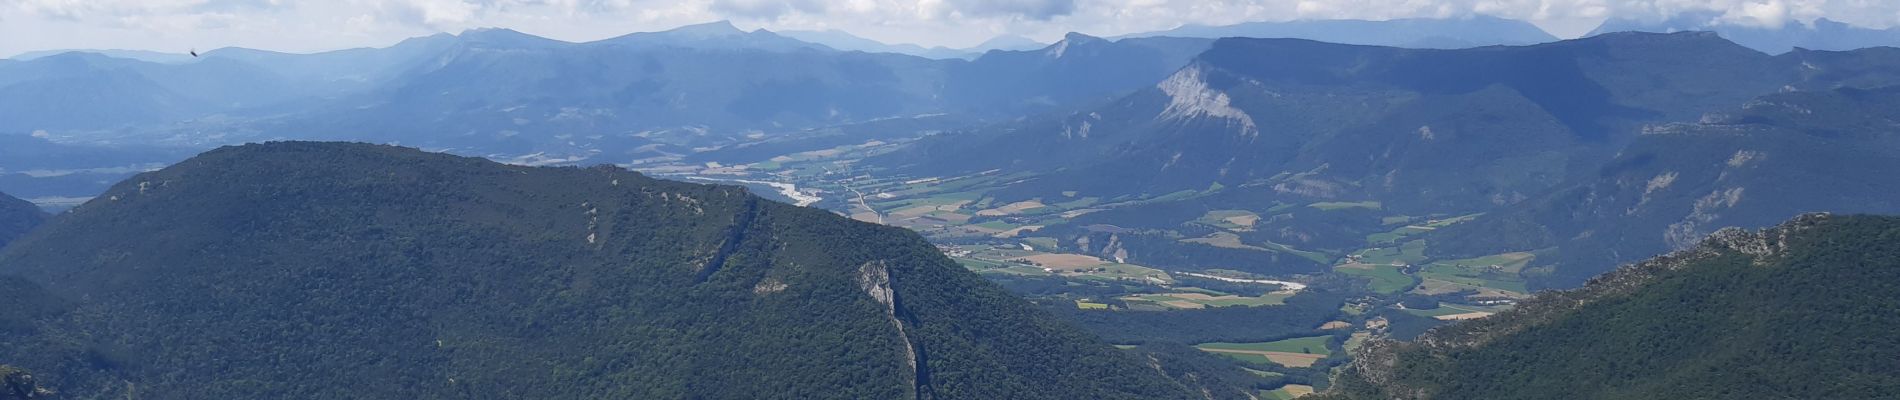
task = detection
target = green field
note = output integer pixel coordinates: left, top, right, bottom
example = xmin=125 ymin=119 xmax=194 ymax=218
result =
xmin=1350 ymin=240 xmax=1429 ymax=266
xmin=1309 ymin=201 xmax=1383 ymax=211
xmin=1423 ymin=213 xmax=1484 ymax=228
xmin=1197 ymin=335 xmax=1334 ymax=356
xmin=1416 ymin=252 xmax=1536 ymax=293
xmin=1262 ymin=385 xmax=1315 ymax=400
xmin=1076 ymin=301 xmax=1110 ymax=310
xmin=973 ymin=220 xmax=1019 ymax=230
xmin=1367 ymin=225 xmax=1434 ymax=245
xmin=1336 ymin=264 xmax=1417 ymax=294
xmin=1260 ymin=240 xmax=1333 ymax=264
xmin=1195 ymin=209 xmax=1261 ymax=230
xmin=1244 ymin=368 xmax=1285 ymax=378
xmin=1121 ymin=292 xmax=1291 ymax=309
xmin=1401 ymin=306 xmax=1470 ymax=317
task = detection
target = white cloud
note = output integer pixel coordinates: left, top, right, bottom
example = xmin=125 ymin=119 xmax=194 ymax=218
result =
xmin=5 ymin=0 xmax=1900 ymax=57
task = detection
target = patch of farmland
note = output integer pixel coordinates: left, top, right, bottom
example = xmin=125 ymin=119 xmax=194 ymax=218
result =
xmin=1259 ymin=240 xmax=1333 ymax=264
xmin=1335 ymin=264 xmax=1417 ymax=294
xmin=1196 ymin=336 xmax=1334 ymax=368
xmin=1195 ymin=209 xmax=1261 ymax=230
xmin=1180 ymin=232 xmax=1270 ymax=251
xmin=1263 ymin=384 xmax=1315 ymax=400
xmin=1198 ymin=336 xmax=1333 ymax=356
xmin=1348 ymin=240 xmax=1429 ymax=266
xmin=1015 ymin=253 xmax=1108 ymax=268
xmin=976 ymin=199 xmax=1048 ymax=216
xmin=1308 ymin=201 xmax=1382 ymax=211
xmin=1118 ymin=292 xmax=1289 ymax=310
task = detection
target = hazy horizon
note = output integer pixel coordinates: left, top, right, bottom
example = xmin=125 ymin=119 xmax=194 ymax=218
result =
xmin=9 ymin=0 xmax=1900 ymax=59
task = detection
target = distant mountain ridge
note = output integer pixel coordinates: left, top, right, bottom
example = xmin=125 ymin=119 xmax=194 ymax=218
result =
xmin=0 ymin=24 xmax=1201 ymax=158
xmin=1117 ymin=16 xmax=1559 ymax=48
xmin=0 ymin=142 xmax=1210 ymax=399
xmin=1591 ymin=13 xmax=1900 ymax=53
xmin=870 ymin=31 xmax=1900 ymax=287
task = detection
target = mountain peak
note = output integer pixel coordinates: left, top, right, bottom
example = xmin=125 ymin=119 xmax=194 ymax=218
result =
xmin=1045 ymin=32 xmax=1108 ymax=58
xmin=667 ymin=20 xmax=745 ymax=36
xmin=453 ymin=27 xmax=564 ymax=48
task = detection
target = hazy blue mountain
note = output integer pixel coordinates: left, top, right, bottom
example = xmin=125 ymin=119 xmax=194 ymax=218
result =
xmin=0 ymin=134 xmax=188 ymax=205
xmin=1319 ymin=214 xmax=1900 ymax=399
xmin=199 ymin=31 xmax=468 ymax=93
xmin=872 ymin=32 xmax=1900 ymax=285
xmin=0 ymin=24 xmax=1228 ymax=165
xmin=1432 ymin=85 xmax=1900 ymax=287
xmin=969 ymin=34 xmax=1048 ymax=52
xmin=882 ymin=32 xmax=1793 ymax=210
xmin=9 ymin=49 xmax=195 ymax=64
xmin=778 ymin=30 xmax=976 ymax=59
xmin=593 ymin=21 xmax=832 ymax=52
xmin=1591 ymin=13 xmax=1900 ymax=53
xmin=1118 ymin=16 xmax=1559 ymax=48
xmin=944 ymin=33 xmax=1213 ymax=115
xmin=0 ymin=191 xmax=43 ymax=248
xmin=0 ymin=142 xmax=1206 ymax=399
xmin=0 ymin=51 xmax=317 ymax=132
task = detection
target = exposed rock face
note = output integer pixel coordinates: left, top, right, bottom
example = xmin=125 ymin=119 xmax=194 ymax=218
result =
xmin=1 ymin=365 xmax=52 ymax=400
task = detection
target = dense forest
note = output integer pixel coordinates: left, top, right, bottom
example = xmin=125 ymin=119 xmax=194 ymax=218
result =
xmin=0 ymin=193 xmax=42 ymax=249
xmin=1317 ymin=214 xmax=1900 ymax=399
xmin=0 ymin=142 xmax=1209 ymax=399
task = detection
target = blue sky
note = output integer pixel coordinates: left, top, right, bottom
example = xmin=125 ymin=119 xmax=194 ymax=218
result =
xmin=4 ymin=0 xmax=1898 ymax=57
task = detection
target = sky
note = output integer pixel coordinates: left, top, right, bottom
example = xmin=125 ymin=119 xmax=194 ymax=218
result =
xmin=4 ymin=0 xmax=1900 ymax=57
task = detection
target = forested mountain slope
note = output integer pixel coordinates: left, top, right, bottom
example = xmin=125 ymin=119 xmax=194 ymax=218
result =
xmin=0 ymin=192 xmax=43 ymax=249
xmin=1433 ymin=86 xmax=1900 ymax=286
xmin=1318 ymin=214 xmax=1900 ymax=399
xmin=0 ymin=142 xmax=1204 ymax=399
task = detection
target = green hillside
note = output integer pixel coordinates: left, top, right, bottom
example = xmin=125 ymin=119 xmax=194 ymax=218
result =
xmin=1317 ymin=214 xmax=1900 ymax=399
xmin=0 ymin=142 xmax=1205 ymax=399
xmin=0 ymin=192 xmax=43 ymax=249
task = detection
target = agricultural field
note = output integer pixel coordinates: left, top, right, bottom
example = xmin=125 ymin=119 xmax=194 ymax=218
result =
xmin=1309 ymin=201 xmax=1382 ymax=211
xmin=1262 ymin=384 xmax=1315 ymax=400
xmin=950 ymin=244 xmax=1174 ymax=284
xmin=1366 ymin=225 xmax=1434 ymax=245
xmin=1194 ymin=209 xmax=1261 ymax=231
xmin=1348 ymin=240 xmax=1429 ymax=266
xmin=1414 ymin=252 xmax=1536 ymax=294
xmin=1120 ymin=291 xmax=1292 ymax=310
xmin=1335 ymin=264 xmax=1417 ymax=293
xmin=1181 ymin=232 xmax=1269 ymax=251
xmin=1401 ymin=303 xmax=1503 ymax=320
xmin=1260 ymin=240 xmax=1333 ymax=264
xmin=1196 ymin=336 xmax=1334 ymax=368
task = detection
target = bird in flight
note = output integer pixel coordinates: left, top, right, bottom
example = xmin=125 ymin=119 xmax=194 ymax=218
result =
xmin=189 ymin=49 xmax=199 ymax=57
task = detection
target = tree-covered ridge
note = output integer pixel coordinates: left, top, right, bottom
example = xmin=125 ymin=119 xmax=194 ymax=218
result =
xmin=1431 ymin=85 xmax=1900 ymax=287
xmin=1318 ymin=214 xmax=1900 ymax=399
xmin=0 ymin=142 xmax=1199 ymax=399
xmin=0 ymin=192 xmax=43 ymax=249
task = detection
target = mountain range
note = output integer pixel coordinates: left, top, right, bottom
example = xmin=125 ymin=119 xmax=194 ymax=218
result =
xmin=868 ymin=31 xmax=1900 ymax=288
xmin=0 ymin=142 xmax=1230 ymax=399
xmin=1 ymin=23 xmax=1199 ymax=158
xmin=1590 ymin=13 xmax=1900 ymax=54
xmin=777 ymin=30 xmax=1046 ymax=59
xmin=1118 ymin=16 xmax=1558 ymax=49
